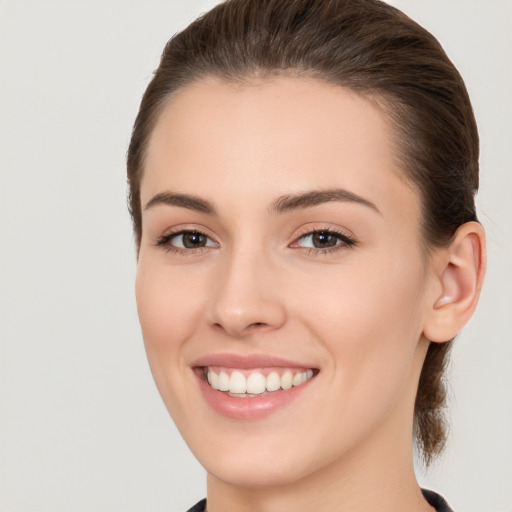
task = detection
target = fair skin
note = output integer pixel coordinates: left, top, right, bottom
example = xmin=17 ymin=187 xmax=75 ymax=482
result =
xmin=135 ymin=77 xmax=485 ymax=512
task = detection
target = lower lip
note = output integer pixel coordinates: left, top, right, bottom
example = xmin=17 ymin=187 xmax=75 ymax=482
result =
xmin=195 ymin=370 xmax=315 ymax=420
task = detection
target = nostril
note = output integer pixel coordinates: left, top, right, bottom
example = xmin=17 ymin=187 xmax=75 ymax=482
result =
xmin=249 ymin=322 xmax=267 ymax=329
xmin=211 ymin=320 xmax=271 ymax=337
xmin=246 ymin=322 xmax=275 ymax=333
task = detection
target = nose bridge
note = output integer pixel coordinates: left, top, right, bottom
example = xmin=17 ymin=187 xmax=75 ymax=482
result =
xmin=208 ymin=242 xmax=286 ymax=336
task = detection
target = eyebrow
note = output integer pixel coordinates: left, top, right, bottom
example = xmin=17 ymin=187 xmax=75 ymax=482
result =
xmin=143 ymin=188 xmax=380 ymax=216
xmin=144 ymin=192 xmax=216 ymax=215
xmin=270 ymin=188 xmax=380 ymax=214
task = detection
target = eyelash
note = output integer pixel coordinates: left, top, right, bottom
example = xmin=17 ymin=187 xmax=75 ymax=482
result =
xmin=155 ymin=227 xmax=356 ymax=256
xmin=155 ymin=229 xmax=217 ymax=255
xmin=291 ymin=228 xmax=357 ymax=255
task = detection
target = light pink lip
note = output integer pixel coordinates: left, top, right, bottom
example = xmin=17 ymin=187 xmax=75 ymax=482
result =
xmin=190 ymin=352 xmax=317 ymax=370
xmin=191 ymin=353 xmax=319 ymax=420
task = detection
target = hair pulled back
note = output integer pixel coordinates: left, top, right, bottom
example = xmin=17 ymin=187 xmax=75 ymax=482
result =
xmin=127 ymin=0 xmax=479 ymax=465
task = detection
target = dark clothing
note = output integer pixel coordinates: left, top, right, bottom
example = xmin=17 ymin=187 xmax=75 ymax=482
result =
xmin=186 ymin=499 xmax=207 ymax=512
xmin=186 ymin=489 xmax=453 ymax=512
xmin=422 ymin=489 xmax=454 ymax=512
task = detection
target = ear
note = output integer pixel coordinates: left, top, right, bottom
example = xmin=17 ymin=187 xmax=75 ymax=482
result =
xmin=423 ymin=221 xmax=486 ymax=343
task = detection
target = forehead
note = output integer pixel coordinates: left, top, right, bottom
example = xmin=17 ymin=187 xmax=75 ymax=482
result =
xmin=142 ymin=76 xmax=419 ymax=222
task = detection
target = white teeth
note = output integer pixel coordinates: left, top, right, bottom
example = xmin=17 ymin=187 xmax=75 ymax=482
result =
xmin=230 ymin=371 xmax=247 ymax=393
xmin=218 ymin=371 xmax=230 ymax=391
xmin=206 ymin=368 xmax=315 ymax=395
xmin=246 ymin=372 xmax=266 ymax=394
xmin=292 ymin=372 xmax=303 ymax=387
xmin=266 ymin=371 xmax=281 ymax=392
xmin=207 ymin=370 xmax=219 ymax=390
xmin=281 ymin=370 xmax=293 ymax=390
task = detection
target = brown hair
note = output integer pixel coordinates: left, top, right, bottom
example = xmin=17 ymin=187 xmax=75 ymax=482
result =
xmin=127 ymin=0 xmax=479 ymax=464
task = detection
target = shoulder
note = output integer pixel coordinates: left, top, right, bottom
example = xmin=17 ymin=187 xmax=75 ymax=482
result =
xmin=422 ymin=489 xmax=454 ymax=512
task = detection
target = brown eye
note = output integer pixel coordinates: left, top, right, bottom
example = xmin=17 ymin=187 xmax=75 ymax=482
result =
xmin=293 ymin=229 xmax=356 ymax=251
xmin=311 ymin=231 xmax=339 ymax=248
xmin=159 ymin=230 xmax=217 ymax=250
xmin=180 ymin=231 xmax=208 ymax=248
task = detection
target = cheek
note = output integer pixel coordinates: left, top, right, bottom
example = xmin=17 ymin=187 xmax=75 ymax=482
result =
xmin=135 ymin=263 xmax=205 ymax=385
xmin=293 ymin=252 xmax=428 ymax=409
xmin=299 ymin=251 xmax=425 ymax=334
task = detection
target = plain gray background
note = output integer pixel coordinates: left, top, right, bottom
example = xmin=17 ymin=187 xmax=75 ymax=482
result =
xmin=0 ymin=1 xmax=510 ymax=511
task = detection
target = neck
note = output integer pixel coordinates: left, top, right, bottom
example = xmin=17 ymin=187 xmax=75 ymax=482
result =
xmin=206 ymin=422 xmax=433 ymax=512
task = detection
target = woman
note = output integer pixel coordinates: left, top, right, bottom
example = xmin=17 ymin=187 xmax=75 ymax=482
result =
xmin=127 ymin=1 xmax=486 ymax=510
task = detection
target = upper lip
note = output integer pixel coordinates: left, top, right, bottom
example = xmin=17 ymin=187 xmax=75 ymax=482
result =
xmin=190 ymin=353 xmax=317 ymax=370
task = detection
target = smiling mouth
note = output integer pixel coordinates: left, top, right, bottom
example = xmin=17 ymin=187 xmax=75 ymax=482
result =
xmin=201 ymin=366 xmax=317 ymax=397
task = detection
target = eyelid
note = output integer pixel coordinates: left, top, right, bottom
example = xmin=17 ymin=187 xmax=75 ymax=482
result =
xmin=289 ymin=226 xmax=357 ymax=251
xmin=154 ymin=225 xmax=219 ymax=254
xmin=170 ymin=231 xmax=217 ymax=248
xmin=152 ymin=224 xmax=356 ymax=255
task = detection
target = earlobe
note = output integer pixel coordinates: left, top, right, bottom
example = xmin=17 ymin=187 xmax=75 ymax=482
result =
xmin=423 ymin=221 xmax=486 ymax=343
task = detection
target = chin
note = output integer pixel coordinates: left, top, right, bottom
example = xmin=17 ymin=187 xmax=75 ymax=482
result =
xmin=204 ymin=455 xmax=312 ymax=489
xmin=186 ymin=423 xmax=343 ymax=490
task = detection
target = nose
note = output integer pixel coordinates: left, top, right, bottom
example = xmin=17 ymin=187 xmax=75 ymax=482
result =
xmin=206 ymin=248 xmax=287 ymax=338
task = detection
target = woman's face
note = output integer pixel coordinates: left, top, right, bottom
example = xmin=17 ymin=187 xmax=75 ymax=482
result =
xmin=136 ymin=77 xmax=437 ymax=487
